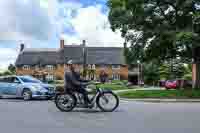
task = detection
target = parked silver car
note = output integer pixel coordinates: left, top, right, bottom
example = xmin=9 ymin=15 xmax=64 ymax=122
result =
xmin=0 ymin=75 xmax=55 ymax=100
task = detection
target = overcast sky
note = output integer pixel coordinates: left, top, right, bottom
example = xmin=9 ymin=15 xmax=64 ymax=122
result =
xmin=0 ymin=0 xmax=124 ymax=70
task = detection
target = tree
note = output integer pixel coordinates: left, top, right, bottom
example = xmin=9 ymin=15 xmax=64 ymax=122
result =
xmin=143 ymin=59 xmax=187 ymax=85
xmin=143 ymin=61 xmax=160 ymax=85
xmin=159 ymin=63 xmax=171 ymax=80
xmin=2 ymin=71 xmax=12 ymax=76
xmin=159 ymin=59 xmax=186 ymax=80
xmin=8 ymin=64 xmax=16 ymax=74
xmin=108 ymin=0 xmax=200 ymax=88
xmin=183 ymin=64 xmax=192 ymax=80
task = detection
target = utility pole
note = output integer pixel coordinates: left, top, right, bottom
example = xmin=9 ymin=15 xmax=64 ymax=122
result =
xmin=137 ymin=60 xmax=140 ymax=86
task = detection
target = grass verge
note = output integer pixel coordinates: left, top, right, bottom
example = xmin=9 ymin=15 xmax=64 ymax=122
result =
xmin=118 ymin=89 xmax=200 ymax=99
xmin=96 ymin=84 xmax=132 ymax=91
xmin=55 ymin=83 xmax=133 ymax=92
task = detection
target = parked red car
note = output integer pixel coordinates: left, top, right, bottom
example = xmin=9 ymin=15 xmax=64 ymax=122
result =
xmin=165 ymin=80 xmax=179 ymax=89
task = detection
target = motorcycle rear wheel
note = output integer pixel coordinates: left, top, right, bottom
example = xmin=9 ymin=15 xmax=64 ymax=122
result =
xmin=55 ymin=93 xmax=77 ymax=112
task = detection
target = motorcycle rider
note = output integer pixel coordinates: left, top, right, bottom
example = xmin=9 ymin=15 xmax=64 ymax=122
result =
xmin=64 ymin=60 xmax=91 ymax=107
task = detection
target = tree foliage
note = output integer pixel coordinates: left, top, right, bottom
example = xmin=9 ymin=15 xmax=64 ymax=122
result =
xmin=143 ymin=61 xmax=160 ymax=85
xmin=3 ymin=71 xmax=12 ymax=76
xmin=143 ymin=59 xmax=189 ymax=85
xmin=108 ymin=0 xmax=200 ymax=63
xmin=183 ymin=64 xmax=192 ymax=80
xmin=159 ymin=59 xmax=187 ymax=79
xmin=8 ymin=64 xmax=16 ymax=74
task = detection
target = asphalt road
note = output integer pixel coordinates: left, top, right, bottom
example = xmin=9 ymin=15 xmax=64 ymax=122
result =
xmin=0 ymin=99 xmax=200 ymax=133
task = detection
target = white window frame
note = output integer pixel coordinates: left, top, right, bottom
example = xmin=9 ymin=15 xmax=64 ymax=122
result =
xmin=46 ymin=74 xmax=54 ymax=81
xmin=112 ymin=73 xmax=120 ymax=80
xmin=46 ymin=65 xmax=54 ymax=71
xmin=112 ymin=65 xmax=120 ymax=70
xmin=23 ymin=65 xmax=30 ymax=70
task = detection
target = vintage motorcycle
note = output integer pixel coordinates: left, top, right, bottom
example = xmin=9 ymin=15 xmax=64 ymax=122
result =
xmin=54 ymin=82 xmax=119 ymax=112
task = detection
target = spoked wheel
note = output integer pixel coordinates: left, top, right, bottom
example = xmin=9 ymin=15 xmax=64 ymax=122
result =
xmin=96 ymin=92 xmax=119 ymax=112
xmin=55 ymin=93 xmax=77 ymax=112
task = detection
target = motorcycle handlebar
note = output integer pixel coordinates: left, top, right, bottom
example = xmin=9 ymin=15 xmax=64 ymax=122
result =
xmin=89 ymin=82 xmax=101 ymax=85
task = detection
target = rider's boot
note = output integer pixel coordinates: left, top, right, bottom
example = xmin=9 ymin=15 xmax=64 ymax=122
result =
xmin=83 ymin=99 xmax=93 ymax=108
xmin=83 ymin=104 xmax=93 ymax=108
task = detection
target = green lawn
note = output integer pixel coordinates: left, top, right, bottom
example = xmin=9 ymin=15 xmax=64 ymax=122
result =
xmin=118 ymin=90 xmax=200 ymax=99
xmin=96 ymin=84 xmax=132 ymax=91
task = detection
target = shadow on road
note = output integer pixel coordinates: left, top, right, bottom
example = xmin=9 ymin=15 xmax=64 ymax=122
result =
xmin=0 ymin=98 xmax=50 ymax=102
xmin=56 ymin=108 xmax=123 ymax=114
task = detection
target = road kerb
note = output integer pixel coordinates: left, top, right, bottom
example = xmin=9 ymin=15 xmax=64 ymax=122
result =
xmin=120 ymin=98 xmax=200 ymax=103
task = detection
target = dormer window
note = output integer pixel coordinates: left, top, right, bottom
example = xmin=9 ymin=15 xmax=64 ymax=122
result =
xmin=92 ymin=64 xmax=95 ymax=69
xmin=23 ymin=65 xmax=30 ymax=70
xmin=46 ymin=65 xmax=54 ymax=71
xmin=88 ymin=64 xmax=91 ymax=69
xmin=88 ymin=64 xmax=95 ymax=69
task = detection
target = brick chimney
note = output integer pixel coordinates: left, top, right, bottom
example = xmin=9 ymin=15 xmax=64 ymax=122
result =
xmin=20 ymin=44 xmax=25 ymax=52
xmin=82 ymin=40 xmax=86 ymax=47
xmin=60 ymin=39 xmax=65 ymax=49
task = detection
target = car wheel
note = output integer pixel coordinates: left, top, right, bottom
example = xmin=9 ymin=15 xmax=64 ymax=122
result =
xmin=22 ymin=89 xmax=32 ymax=101
xmin=46 ymin=96 xmax=52 ymax=100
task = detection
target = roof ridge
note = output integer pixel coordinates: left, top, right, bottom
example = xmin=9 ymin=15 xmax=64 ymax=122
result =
xmin=23 ymin=48 xmax=59 ymax=52
xmin=64 ymin=45 xmax=123 ymax=49
xmin=87 ymin=47 xmax=123 ymax=48
xmin=64 ymin=45 xmax=82 ymax=47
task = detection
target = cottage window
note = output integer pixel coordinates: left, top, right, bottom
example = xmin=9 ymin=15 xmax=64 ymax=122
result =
xmin=112 ymin=65 xmax=120 ymax=69
xmin=112 ymin=73 xmax=120 ymax=80
xmin=46 ymin=74 xmax=54 ymax=81
xmin=23 ymin=65 xmax=30 ymax=70
xmin=46 ymin=65 xmax=54 ymax=71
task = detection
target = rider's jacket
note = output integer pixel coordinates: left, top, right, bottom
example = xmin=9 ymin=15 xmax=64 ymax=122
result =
xmin=64 ymin=70 xmax=87 ymax=91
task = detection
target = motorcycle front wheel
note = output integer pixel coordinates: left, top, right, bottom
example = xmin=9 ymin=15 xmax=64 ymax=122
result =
xmin=55 ymin=93 xmax=77 ymax=112
xmin=96 ymin=92 xmax=119 ymax=112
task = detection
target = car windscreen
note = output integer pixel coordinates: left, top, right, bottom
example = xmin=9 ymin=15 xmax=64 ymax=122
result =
xmin=19 ymin=77 xmax=42 ymax=83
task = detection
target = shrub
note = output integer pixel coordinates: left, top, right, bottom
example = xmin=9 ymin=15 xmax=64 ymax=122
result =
xmin=55 ymin=85 xmax=64 ymax=92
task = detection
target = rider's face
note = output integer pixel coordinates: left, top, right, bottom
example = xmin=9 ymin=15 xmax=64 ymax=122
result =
xmin=70 ymin=64 xmax=76 ymax=71
xmin=75 ymin=66 xmax=81 ymax=73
